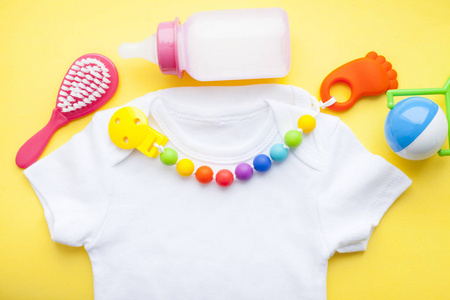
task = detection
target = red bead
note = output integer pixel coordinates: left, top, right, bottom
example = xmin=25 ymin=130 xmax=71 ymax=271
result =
xmin=215 ymin=169 xmax=234 ymax=187
xmin=195 ymin=166 xmax=214 ymax=184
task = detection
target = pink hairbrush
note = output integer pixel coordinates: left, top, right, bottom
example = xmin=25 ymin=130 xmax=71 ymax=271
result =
xmin=16 ymin=53 xmax=119 ymax=169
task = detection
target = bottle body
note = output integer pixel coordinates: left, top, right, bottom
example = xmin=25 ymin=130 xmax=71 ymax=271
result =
xmin=119 ymin=8 xmax=291 ymax=81
xmin=181 ymin=8 xmax=290 ymax=81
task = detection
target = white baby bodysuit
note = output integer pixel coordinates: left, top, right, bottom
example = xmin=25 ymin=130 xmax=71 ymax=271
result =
xmin=25 ymin=84 xmax=412 ymax=300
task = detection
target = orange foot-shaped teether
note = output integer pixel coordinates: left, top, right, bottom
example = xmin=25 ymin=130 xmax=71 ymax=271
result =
xmin=320 ymin=51 xmax=398 ymax=111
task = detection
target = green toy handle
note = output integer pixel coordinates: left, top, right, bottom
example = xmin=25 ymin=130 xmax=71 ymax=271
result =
xmin=386 ymin=77 xmax=450 ymax=156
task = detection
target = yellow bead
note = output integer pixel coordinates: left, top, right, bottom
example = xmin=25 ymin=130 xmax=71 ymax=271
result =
xmin=297 ymin=115 xmax=316 ymax=133
xmin=176 ymin=159 xmax=195 ymax=177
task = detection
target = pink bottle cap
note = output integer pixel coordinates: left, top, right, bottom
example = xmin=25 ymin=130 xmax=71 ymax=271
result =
xmin=157 ymin=18 xmax=183 ymax=78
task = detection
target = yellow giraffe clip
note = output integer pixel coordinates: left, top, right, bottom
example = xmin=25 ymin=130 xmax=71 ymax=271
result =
xmin=108 ymin=107 xmax=168 ymax=158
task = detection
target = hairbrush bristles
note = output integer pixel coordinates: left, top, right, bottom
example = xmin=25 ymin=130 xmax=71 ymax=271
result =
xmin=57 ymin=57 xmax=112 ymax=113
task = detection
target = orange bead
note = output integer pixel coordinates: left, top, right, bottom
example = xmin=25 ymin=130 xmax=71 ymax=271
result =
xmin=195 ymin=166 xmax=214 ymax=184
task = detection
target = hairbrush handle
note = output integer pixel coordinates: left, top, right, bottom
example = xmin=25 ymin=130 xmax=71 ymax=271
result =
xmin=16 ymin=109 xmax=69 ymax=169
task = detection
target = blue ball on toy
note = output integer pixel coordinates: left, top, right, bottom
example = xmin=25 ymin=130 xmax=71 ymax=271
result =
xmin=384 ymin=97 xmax=448 ymax=160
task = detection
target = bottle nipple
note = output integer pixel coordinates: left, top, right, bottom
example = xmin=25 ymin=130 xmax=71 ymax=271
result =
xmin=118 ymin=34 xmax=158 ymax=64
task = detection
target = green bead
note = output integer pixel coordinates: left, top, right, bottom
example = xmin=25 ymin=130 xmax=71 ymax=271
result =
xmin=160 ymin=148 xmax=178 ymax=166
xmin=284 ymin=130 xmax=303 ymax=148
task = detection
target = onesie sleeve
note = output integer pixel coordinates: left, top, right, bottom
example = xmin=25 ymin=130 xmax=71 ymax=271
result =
xmin=317 ymin=118 xmax=412 ymax=255
xmin=24 ymin=111 xmax=122 ymax=248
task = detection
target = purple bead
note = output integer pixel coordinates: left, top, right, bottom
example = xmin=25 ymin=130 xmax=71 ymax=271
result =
xmin=235 ymin=163 xmax=253 ymax=181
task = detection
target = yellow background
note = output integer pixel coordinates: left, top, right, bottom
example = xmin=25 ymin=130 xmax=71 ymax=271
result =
xmin=1 ymin=0 xmax=449 ymax=299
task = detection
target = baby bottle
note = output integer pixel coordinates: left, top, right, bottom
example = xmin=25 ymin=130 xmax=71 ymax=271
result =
xmin=118 ymin=7 xmax=291 ymax=81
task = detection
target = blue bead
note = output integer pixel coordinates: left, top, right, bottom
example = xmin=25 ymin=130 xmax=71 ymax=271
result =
xmin=253 ymin=154 xmax=271 ymax=172
xmin=270 ymin=144 xmax=288 ymax=162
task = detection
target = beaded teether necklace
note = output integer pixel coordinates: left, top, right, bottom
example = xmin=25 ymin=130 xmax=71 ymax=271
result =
xmin=109 ymin=106 xmax=317 ymax=187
